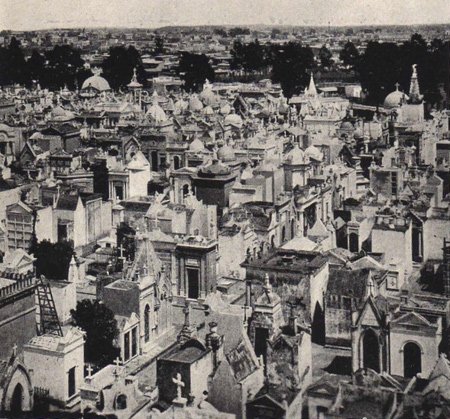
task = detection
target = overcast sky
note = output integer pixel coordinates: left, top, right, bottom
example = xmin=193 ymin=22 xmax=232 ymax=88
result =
xmin=1 ymin=0 xmax=449 ymax=31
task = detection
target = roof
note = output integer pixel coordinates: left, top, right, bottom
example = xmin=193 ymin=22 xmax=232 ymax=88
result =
xmin=327 ymin=268 xmax=370 ymax=299
xmin=159 ymin=338 xmax=210 ymax=364
xmin=56 ymin=195 xmax=80 ymax=211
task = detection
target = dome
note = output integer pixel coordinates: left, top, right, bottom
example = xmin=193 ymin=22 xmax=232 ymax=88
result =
xmin=204 ymin=105 xmax=214 ymax=116
xmin=340 ymin=121 xmax=354 ymax=131
xmin=199 ymin=81 xmax=218 ymax=106
xmin=81 ymin=75 xmax=110 ymax=91
xmin=384 ymin=87 xmax=409 ymax=109
xmin=146 ymin=103 xmax=167 ymax=123
xmin=224 ymin=113 xmax=243 ymax=127
xmin=286 ymin=144 xmax=308 ymax=165
xmin=189 ymin=95 xmax=204 ymax=112
xmin=305 ymin=144 xmax=322 ymax=161
xmin=217 ymin=144 xmax=236 ymax=162
xmin=189 ymin=138 xmax=205 ymax=153
xmin=220 ymin=103 xmax=231 ymax=115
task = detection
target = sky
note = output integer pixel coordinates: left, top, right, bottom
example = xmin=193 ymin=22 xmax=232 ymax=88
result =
xmin=1 ymin=0 xmax=449 ymax=31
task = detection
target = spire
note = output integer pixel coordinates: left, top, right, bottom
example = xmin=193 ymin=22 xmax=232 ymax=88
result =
xmin=366 ymin=270 xmax=375 ymax=298
xmin=409 ymin=64 xmax=422 ymax=104
xmin=308 ymin=72 xmax=317 ymax=97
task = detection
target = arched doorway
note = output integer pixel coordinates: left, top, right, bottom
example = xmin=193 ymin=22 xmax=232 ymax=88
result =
xmin=11 ymin=383 xmax=24 ymax=415
xmin=404 ymin=342 xmax=422 ymax=378
xmin=312 ymin=302 xmax=325 ymax=345
xmin=363 ymin=329 xmax=380 ymax=372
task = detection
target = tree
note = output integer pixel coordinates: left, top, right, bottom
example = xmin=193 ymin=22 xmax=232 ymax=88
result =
xmin=178 ymin=52 xmax=215 ymax=92
xmin=31 ymin=240 xmax=74 ymax=280
xmin=27 ymin=50 xmax=46 ymax=86
xmin=153 ymin=36 xmax=165 ymax=56
xmin=0 ymin=37 xmax=27 ymax=86
xmin=41 ymin=45 xmax=88 ymax=90
xmin=358 ymin=34 xmax=448 ymax=107
xmin=271 ymin=28 xmax=281 ymax=39
xmin=102 ymin=45 xmax=146 ymax=90
xmin=71 ymin=300 xmax=120 ymax=368
xmin=271 ymin=42 xmax=316 ymax=98
xmin=318 ymin=44 xmax=334 ymax=69
xmin=340 ymin=41 xmax=360 ymax=69
xmin=231 ymin=40 xmax=267 ymax=74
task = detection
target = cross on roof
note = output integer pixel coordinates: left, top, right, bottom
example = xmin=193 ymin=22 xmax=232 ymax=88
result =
xmin=114 ymin=357 xmax=122 ymax=367
xmin=395 ymin=82 xmax=400 ymax=91
xmin=86 ymin=364 xmax=93 ymax=378
xmin=173 ymin=372 xmax=185 ymax=399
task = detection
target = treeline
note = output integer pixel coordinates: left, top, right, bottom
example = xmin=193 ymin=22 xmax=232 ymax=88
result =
xmin=230 ymin=34 xmax=449 ymax=104
xmin=0 ymin=38 xmax=147 ymax=91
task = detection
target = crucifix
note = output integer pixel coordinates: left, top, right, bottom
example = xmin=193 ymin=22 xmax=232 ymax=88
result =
xmin=173 ymin=373 xmax=185 ymax=399
xmin=394 ymin=82 xmax=400 ymax=91
xmin=86 ymin=364 xmax=93 ymax=378
xmin=113 ymin=357 xmax=122 ymax=367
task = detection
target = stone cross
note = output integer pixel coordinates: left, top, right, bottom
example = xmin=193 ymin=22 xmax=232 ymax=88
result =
xmin=395 ymin=82 xmax=400 ymax=91
xmin=86 ymin=364 xmax=93 ymax=378
xmin=114 ymin=357 xmax=122 ymax=367
xmin=173 ymin=373 xmax=185 ymax=399
xmin=12 ymin=344 xmax=17 ymax=358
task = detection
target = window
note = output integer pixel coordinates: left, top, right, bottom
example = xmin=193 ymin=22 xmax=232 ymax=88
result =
xmin=68 ymin=367 xmax=76 ymax=398
xmin=144 ymin=305 xmax=150 ymax=343
xmin=124 ymin=332 xmax=130 ymax=361
xmin=131 ymin=327 xmax=137 ymax=357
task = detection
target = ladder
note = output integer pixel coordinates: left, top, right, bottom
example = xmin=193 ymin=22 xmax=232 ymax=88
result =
xmin=36 ymin=276 xmax=63 ymax=337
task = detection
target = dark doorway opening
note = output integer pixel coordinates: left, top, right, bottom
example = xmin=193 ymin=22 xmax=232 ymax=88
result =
xmin=312 ymin=302 xmax=325 ymax=345
xmin=11 ymin=383 xmax=23 ymax=415
xmin=187 ymin=268 xmax=199 ymax=299
xmin=151 ymin=151 xmax=159 ymax=171
xmin=115 ymin=185 xmax=124 ymax=201
xmin=254 ymin=327 xmax=269 ymax=368
xmin=363 ymin=329 xmax=380 ymax=372
xmin=404 ymin=342 xmax=422 ymax=378
xmin=349 ymin=232 xmax=359 ymax=253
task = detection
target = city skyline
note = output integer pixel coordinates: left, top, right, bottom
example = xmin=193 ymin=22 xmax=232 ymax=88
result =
xmin=1 ymin=0 xmax=449 ymax=31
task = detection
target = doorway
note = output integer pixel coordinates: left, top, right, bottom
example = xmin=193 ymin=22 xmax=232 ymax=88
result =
xmin=187 ymin=268 xmax=199 ymax=299
xmin=363 ymin=329 xmax=380 ymax=372
xmin=11 ymin=383 xmax=24 ymax=415
xmin=404 ymin=342 xmax=422 ymax=378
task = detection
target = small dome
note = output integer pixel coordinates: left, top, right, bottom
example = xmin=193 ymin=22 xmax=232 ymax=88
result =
xmin=189 ymin=95 xmax=204 ymax=112
xmin=340 ymin=121 xmax=354 ymax=131
xmin=81 ymin=75 xmax=110 ymax=91
xmin=220 ymin=103 xmax=231 ymax=115
xmin=204 ymin=105 xmax=214 ymax=116
xmin=189 ymin=138 xmax=205 ymax=153
xmin=224 ymin=113 xmax=243 ymax=127
xmin=286 ymin=144 xmax=309 ymax=165
xmin=217 ymin=144 xmax=236 ymax=162
xmin=384 ymin=87 xmax=409 ymax=109
xmin=305 ymin=144 xmax=322 ymax=161
xmin=146 ymin=103 xmax=167 ymax=124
